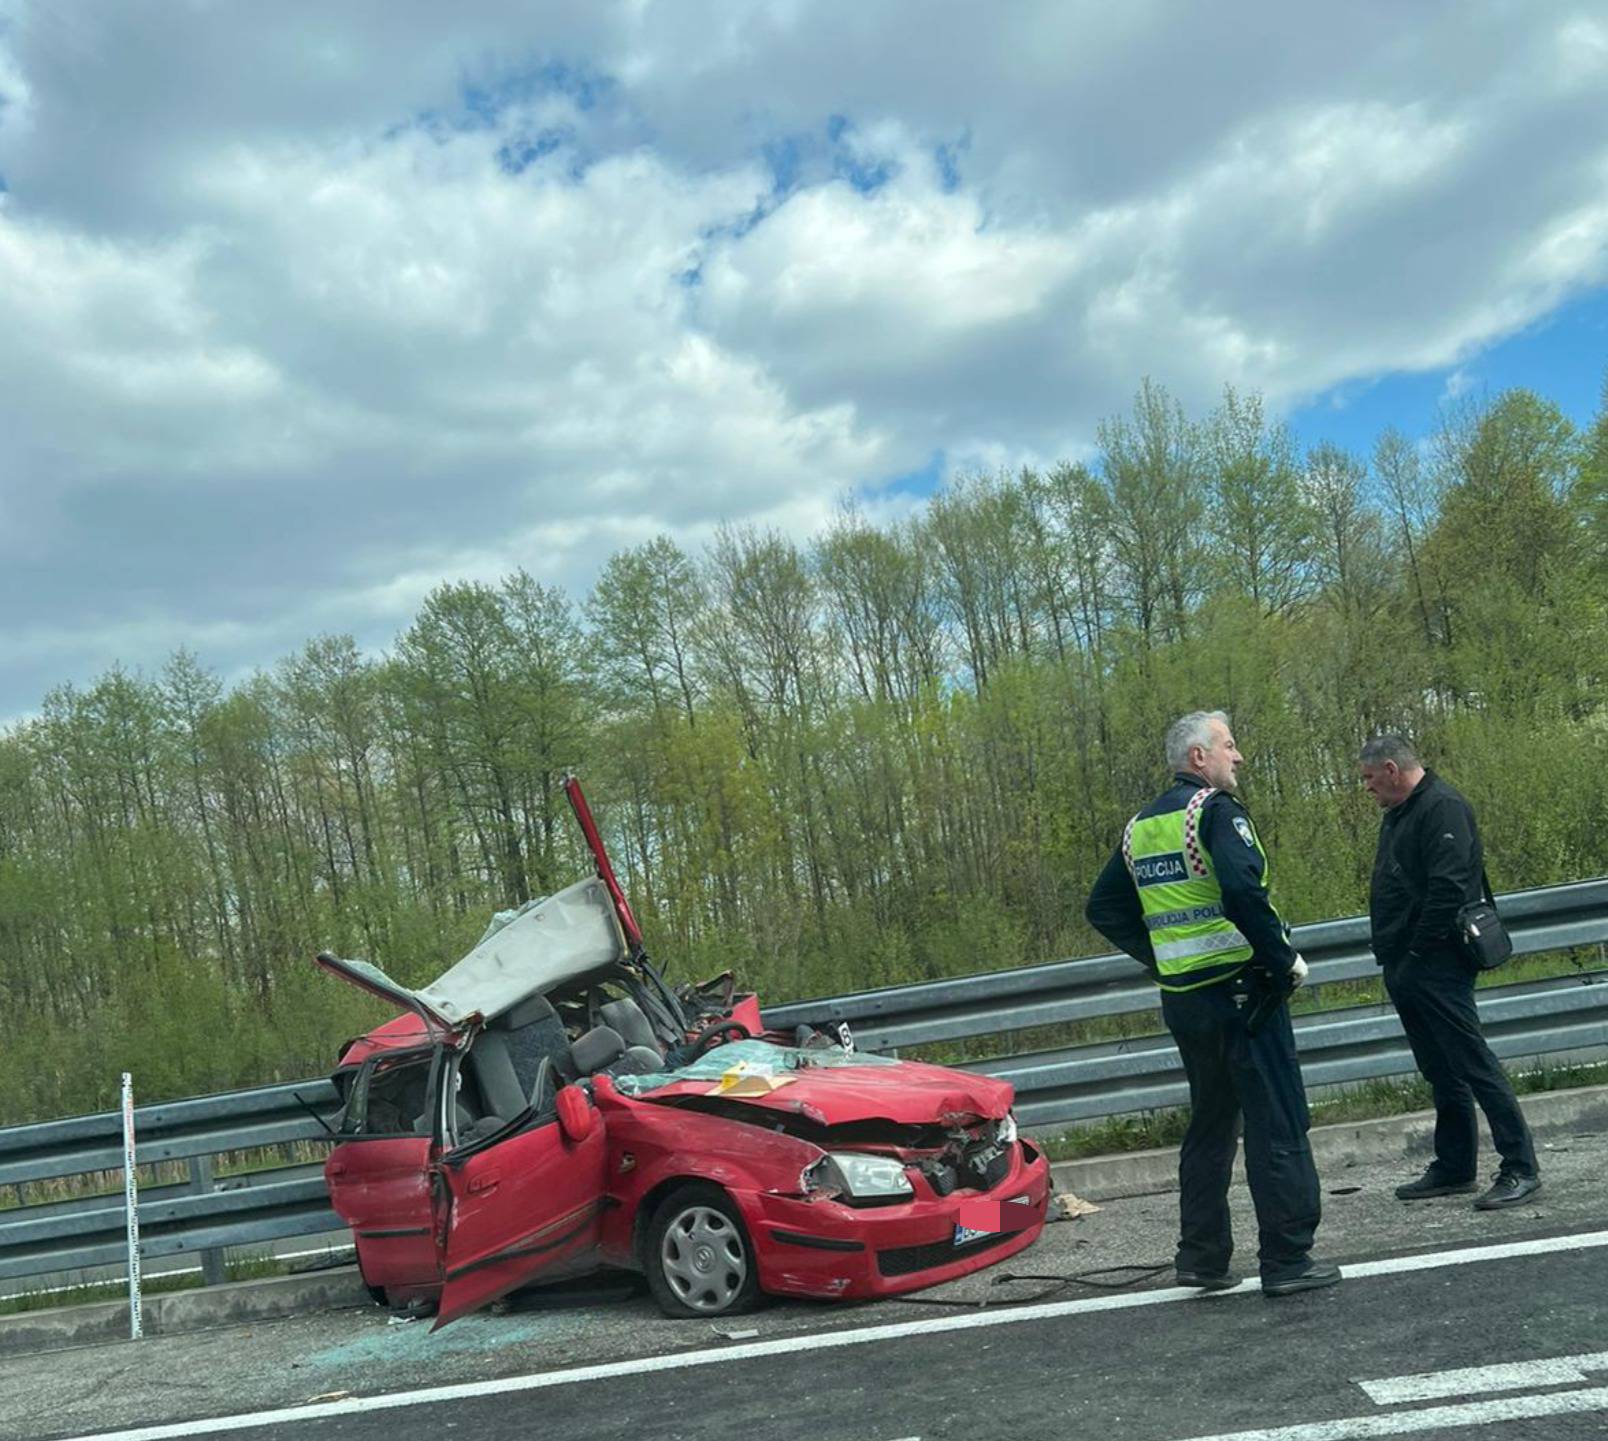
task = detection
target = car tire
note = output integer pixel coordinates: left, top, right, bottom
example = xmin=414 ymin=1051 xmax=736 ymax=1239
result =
xmin=644 ymin=1183 xmax=762 ymax=1319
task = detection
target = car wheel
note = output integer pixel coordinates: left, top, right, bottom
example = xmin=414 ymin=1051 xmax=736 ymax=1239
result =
xmin=644 ymin=1183 xmax=761 ymax=1318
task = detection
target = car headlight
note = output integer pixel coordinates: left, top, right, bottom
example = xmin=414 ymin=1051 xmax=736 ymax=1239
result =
xmin=805 ymin=1151 xmax=914 ymax=1199
xmin=995 ymin=1111 xmax=1018 ymax=1147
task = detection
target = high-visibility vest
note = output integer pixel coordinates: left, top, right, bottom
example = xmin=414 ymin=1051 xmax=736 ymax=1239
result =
xmin=1122 ymin=787 xmax=1275 ymax=990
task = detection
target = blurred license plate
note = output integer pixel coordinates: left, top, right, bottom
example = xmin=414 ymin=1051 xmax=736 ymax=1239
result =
xmin=953 ymin=1222 xmax=993 ymax=1246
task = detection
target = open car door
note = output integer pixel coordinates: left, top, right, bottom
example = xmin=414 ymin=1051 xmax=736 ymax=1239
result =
xmin=432 ymin=1093 xmax=608 ymax=1328
xmin=324 ymin=1048 xmax=443 ymax=1305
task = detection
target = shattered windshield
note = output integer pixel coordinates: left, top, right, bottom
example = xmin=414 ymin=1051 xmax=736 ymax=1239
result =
xmin=611 ymin=1038 xmax=901 ymax=1096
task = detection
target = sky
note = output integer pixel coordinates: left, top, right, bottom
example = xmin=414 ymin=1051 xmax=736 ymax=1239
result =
xmin=2 ymin=1 xmax=1607 ymax=722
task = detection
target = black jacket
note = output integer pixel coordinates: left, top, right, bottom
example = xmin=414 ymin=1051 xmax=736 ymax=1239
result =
xmin=1085 ymin=772 xmax=1300 ymax=984
xmin=1368 ymin=769 xmax=1484 ymax=967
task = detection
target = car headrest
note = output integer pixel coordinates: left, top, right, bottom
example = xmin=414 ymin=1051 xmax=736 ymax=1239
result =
xmin=570 ymin=1025 xmax=626 ymax=1076
xmin=599 ymin=997 xmax=660 ymax=1052
xmin=496 ymin=994 xmax=561 ymax=1031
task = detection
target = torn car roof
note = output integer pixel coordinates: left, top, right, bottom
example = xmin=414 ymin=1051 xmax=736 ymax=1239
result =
xmin=322 ymin=878 xmax=628 ymax=1032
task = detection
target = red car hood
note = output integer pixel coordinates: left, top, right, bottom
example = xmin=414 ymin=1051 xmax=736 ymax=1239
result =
xmin=643 ymin=1058 xmax=1013 ymax=1127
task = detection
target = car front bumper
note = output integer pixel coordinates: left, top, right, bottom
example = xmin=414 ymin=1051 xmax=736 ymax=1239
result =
xmin=740 ymin=1138 xmax=1051 ymax=1300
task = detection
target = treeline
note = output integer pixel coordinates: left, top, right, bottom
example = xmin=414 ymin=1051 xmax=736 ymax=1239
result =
xmin=3 ymin=380 xmax=1607 ymax=1124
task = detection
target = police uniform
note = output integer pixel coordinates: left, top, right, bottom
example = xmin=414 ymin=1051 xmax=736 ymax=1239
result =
xmin=1085 ymin=772 xmax=1323 ymax=1286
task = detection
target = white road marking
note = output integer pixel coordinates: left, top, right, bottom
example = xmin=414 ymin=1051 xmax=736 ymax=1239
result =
xmin=1169 ymin=1386 xmax=1608 ymax=1440
xmin=54 ymin=1228 xmax=1608 ymax=1441
xmin=1336 ymin=1232 xmax=1608 ymax=1282
xmin=1359 ymin=1349 xmax=1608 ymax=1405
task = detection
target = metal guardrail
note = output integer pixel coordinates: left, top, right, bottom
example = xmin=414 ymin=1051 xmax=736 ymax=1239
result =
xmin=0 ymin=1081 xmax=339 ymax=1189
xmin=965 ymin=970 xmax=1608 ymax=1128
xmin=762 ymin=877 xmax=1608 ymax=1051
xmin=0 ymin=1083 xmax=341 ymax=1288
xmin=2 ymin=879 xmax=1605 ymax=1294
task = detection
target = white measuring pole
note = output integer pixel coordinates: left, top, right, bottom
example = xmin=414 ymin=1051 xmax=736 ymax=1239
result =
xmin=121 ymin=1071 xmax=143 ymax=1340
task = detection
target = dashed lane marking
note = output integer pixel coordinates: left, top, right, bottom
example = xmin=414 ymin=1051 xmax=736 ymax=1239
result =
xmin=1168 ymin=1386 xmax=1608 ymax=1440
xmin=1359 ymin=1349 xmax=1608 ymax=1405
xmin=1169 ymin=1347 xmax=1608 ymax=1436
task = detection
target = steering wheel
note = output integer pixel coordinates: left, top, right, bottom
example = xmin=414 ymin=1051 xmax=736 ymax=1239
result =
xmin=686 ymin=1018 xmax=751 ymax=1060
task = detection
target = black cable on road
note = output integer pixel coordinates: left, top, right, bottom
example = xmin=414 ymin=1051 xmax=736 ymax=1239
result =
xmin=890 ymin=1261 xmax=1174 ymax=1308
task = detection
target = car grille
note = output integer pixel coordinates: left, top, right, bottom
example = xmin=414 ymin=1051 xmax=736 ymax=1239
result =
xmin=876 ymin=1229 xmax=1013 ymax=1277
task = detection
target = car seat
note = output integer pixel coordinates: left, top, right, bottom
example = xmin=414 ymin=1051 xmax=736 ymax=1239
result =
xmin=571 ymin=1023 xmax=667 ymax=1080
xmin=570 ymin=1024 xmax=626 ymax=1076
xmin=598 ymin=997 xmax=663 ymax=1054
xmin=496 ymin=994 xmax=577 ymax=1089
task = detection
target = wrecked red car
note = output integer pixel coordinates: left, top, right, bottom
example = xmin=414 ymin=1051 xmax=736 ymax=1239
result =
xmin=316 ymin=781 xmax=1050 ymax=1327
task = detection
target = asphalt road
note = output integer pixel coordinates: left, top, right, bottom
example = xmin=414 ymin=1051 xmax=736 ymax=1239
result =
xmin=11 ymin=1128 xmax=1607 ymax=1441
xmin=41 ymin=1236 xmax=1608 ymax=1441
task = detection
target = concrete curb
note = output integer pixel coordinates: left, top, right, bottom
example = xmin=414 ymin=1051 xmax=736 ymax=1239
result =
xmin=1049 ymin=1082 xmax=1608 ymax=1202
xmin=5 ymin=1083 xmax=1604 ymax=1357
xmin=0 ymin=1268 xmax=369 ymax=1359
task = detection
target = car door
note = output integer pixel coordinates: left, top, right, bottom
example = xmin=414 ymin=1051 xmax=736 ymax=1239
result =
xmin=324 ymin=1049 xmax=441 ymax=1302
xmin=433 ymin=1092 xmax=608 ymax=1327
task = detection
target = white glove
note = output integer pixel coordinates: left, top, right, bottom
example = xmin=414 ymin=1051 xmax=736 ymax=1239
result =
xmin=1289 ymin=955 xmax=1309 ymax=987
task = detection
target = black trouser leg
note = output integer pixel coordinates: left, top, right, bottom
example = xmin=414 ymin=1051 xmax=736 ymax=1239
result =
xmin=1385 ymin=962 xmax=1478 ymax=1179
xmin=1234 ymin=995 xmax=1322 ymax=1280
xmin=1163 ymin=988 xmax=1240 ymax=1275
xmin=1163 ymin=982 xmax=1321 ymax=1280
xmin=1384 ymin=952 xmax=1538 ymax=1179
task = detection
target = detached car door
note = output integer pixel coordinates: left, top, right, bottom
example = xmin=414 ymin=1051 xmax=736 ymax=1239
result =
xmin=433 ymin=1095 xmax=608 ymax=1327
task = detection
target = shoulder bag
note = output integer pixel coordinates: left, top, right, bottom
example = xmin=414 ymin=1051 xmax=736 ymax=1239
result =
xmin=1456 ymin=870 xmax=1512 ymax=970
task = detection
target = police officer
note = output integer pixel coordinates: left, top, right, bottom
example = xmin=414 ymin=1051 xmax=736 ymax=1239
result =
xmin=1085 ymin=710 xmax=1340 ymax=1297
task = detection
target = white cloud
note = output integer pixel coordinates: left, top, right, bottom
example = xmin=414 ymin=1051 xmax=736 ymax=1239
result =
xmin=1 ymin=1 xmax=1607 ymax=716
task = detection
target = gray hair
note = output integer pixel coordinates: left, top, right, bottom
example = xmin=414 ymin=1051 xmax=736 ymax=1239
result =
xmin=1166 ymin=710 xmax=1230 ymax=771
xmin=1359 ymin=733 xmax=1420 ymax=768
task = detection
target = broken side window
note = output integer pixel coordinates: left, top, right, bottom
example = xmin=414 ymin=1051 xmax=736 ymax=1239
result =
xmin=343 ymin=1051 xmax=435 ymax=1137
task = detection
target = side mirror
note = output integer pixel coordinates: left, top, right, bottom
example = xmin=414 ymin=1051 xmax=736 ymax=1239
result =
xmin=555 ymin=1085 xmax=595 ymax=1143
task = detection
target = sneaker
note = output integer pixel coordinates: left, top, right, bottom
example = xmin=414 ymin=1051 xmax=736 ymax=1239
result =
xmin=1394 ymin=1169 xmax=1478 ymax=1200
xmin=1473 ymin=1173 xmax=1542 ymax=1210
xmin=1176 ymin=1269 xmax=1239 ymax=1291
xmin=1262 ymin=1263 xmax=1342 ymax=1298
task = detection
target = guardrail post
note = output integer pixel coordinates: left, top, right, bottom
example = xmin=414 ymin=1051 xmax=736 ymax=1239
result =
xmin=186 ymin=1156 xmax=227 ymax=1287
xmin=121 ymin=1072 xmax=142 ymax=1340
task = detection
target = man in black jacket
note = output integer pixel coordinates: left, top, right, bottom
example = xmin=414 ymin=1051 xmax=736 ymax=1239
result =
xmin=1360 ymin=735 xmax=1540 ymax=1209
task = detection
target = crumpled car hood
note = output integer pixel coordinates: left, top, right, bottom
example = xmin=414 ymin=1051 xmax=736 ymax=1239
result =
xmin=642 ymin=1054 xmax=1013 ymax=1127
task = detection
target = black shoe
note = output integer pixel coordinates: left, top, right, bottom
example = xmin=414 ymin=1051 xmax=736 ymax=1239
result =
xmin=1262 ymin=1263 xmax=1341 ymax=1297
xmin=1473 ymin=1173 xmax=1542 ymax=1210
xmin=1395 ymin=1169 xmax=1478 ymax=1200
xmin=1176 ymin=1269 xmax=1239 ymax=1291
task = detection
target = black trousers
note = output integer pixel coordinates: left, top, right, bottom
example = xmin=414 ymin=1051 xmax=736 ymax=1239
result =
xmin=1161 ymin=977 xmax=1321 ymax=1283
xmin=1382 ymin=949 xmax=1538 ymax=1180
